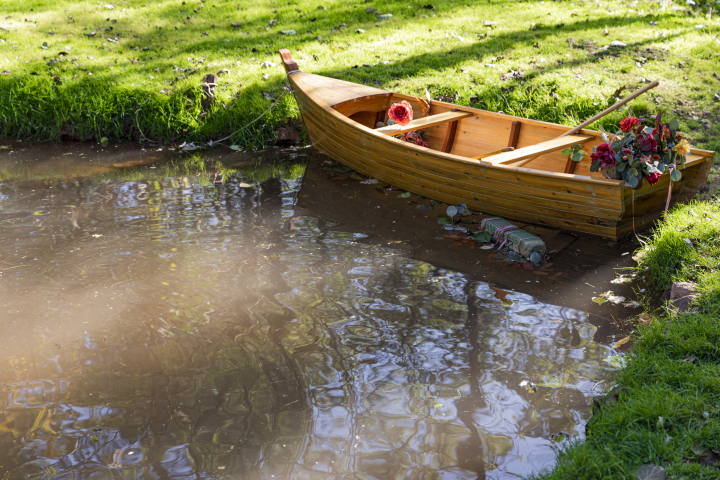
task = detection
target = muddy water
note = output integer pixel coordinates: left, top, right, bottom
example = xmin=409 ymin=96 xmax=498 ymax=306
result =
xmin=0 ymin=144 xmax=616 ymax=479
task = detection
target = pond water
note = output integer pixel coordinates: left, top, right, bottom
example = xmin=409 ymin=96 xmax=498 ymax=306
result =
xmin=0 ymin=145 xmax=616 ymax=479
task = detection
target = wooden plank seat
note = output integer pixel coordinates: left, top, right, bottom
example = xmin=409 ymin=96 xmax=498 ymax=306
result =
xmin=375 ymin=111 xmax=473 ymax=136
xmin=480 ymin=134 xmax=594 ymax=165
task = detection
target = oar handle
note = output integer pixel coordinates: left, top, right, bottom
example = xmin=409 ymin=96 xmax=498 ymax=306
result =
xmin=560 ymin=81 xmax=659 ymax=137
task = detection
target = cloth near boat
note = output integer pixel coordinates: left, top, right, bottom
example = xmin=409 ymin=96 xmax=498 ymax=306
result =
xmin=480 ymin=217 xmax=547 ymax=260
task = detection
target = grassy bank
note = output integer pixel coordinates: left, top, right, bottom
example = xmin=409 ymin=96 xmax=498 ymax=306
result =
xmin=0 ymin=0 xmax=719 ymax=151
xmin=537 ymin=201 xmax=720 ymax=479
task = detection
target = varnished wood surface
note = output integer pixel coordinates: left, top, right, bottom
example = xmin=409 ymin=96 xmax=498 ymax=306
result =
xmin=284 ymin=66 xmax=715 ymax=240
xmin=375 ymin=111 xmax=473 ymax=136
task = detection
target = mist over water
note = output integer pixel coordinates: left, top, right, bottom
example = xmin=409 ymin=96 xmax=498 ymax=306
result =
xmin=0 ymin=148 xmax=613 ymax=479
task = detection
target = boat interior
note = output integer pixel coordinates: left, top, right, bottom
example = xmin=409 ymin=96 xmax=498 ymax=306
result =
xmin=330 ymin=92 xmax=610 ymax=178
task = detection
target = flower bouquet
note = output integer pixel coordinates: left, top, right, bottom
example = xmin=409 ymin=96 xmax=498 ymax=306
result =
xmin=587 ymin=112 xmax=691 ymax=189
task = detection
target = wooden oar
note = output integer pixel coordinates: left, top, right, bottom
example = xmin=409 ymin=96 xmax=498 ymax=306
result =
xmin=515 ymin=81 xmax=659 ymax=168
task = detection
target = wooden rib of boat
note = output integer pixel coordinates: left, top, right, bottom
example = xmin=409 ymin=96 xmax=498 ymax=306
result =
xmin=278 ymin=49 xmax=714 ymax=240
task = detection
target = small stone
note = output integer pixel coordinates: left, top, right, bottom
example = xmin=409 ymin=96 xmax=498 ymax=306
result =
xmin=714 ymin=92 xmax=720 ymax=102
xmin=670 ymin=281 xmax=697 ymax=299
xmin=217 ymin=68 xmax=230 ymax=76
xmin=281 ymin=29 xmax=296 ymax=35
xmin=683 ymin=238 xmax=694 ymax=248
xmin=262 ymin=73 xmax=269 ymax=79
xmin=609 ymin=41 xmax=627 ymax=47
xmin=355 ymin=28 xmax=366 ymax=33
xmin=276 ymin=127 xmax=301 ymax=144
xmin=672 ymin=295 xmax=697 ymax=311
xmin=377 ymin=13 xmax=392 ymax=20
xmin=260 ymin=61 xmax=276 ymax=68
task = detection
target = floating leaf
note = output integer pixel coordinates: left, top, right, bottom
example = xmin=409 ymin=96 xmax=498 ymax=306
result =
xmin=612 ymin=336 xmax=631 ymax=349
xmin=397 ymin=191 xmax=411 ymax=198
xmin=229 ymin=145 xmax=241 ymax=151
xmin=417 ymin=204 xmax=435 ymax=211
xmin=446 ymin=205 xmax=458 ymax=217
xmin=604 ymin=355 xmax=627 ymax=369
xmin=538 ymin=376 xmax=563 ymax=388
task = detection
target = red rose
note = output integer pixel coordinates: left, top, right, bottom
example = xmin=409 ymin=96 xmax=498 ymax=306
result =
xmin=620 ymin=116 xmax=640 ymax=132
xmin=646 ymin=171 xmax=661 ymax=185
xmin=591 ymin=143 xmax=616 ymax=167
xmin=388 ymin=101 xmax=413 ymax=126
xmin=637 ymin=133 xmax=658 ymax=152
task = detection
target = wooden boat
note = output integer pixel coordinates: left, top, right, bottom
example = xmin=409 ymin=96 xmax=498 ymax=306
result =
xmin=278 ymin=49 xmax=714 ymax=240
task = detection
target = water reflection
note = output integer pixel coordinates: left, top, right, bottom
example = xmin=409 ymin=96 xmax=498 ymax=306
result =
xmin=0 ymin=149 xmax=612 ymax=479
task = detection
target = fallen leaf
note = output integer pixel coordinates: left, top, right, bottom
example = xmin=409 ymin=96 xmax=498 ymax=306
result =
xmin=397 ymin=191 xmax=411 ymax=198
xmin=634 ymin=464 xmax=665 ymax=480
xmin=489 ymin=285 xmax=507 ymax=300
xmin=612 ymin=336 xmax=631 ymax=349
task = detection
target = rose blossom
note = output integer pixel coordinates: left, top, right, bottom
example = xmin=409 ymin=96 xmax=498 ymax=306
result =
xmin=591 ymin=143 xmax=616 ymax=167
xmin=619 ymin=116 xmax=639 ymax=132
xmin=646 ymin=171 xmax=661 ymax=186
xmin=637 ymin=133 xmax=658 ymax=152
xmin=388 ymin=101 xmax=413 ymax=126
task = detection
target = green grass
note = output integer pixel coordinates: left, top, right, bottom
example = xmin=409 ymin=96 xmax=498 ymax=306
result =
xmin=1 ymin=0 xmax=719 ymax=151
xmin=536 ymin=201 xmax=720 ymax=479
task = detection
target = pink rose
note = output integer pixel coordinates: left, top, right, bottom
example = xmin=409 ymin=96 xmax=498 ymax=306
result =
xmin=646 ymin=171 xmax=661 ymax=186
xmin=591 ymin=143 xmax=616 ymax=167
xmin=388 ymin=101 xmax=413 ymax=126
xmin=619 ymin=116 xmax=639 ymax=132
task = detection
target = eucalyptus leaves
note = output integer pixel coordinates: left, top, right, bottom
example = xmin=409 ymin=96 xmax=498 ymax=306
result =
xmin=588 ymin=113 xmax=689 ymax=189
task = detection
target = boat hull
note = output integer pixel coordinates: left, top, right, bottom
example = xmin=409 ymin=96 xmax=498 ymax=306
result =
xmin=285 ymin=68 xmax=714 ymax=240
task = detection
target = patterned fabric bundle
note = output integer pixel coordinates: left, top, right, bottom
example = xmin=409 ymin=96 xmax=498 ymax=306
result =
xmin=479 ymin=217 xmax=547 ymax=259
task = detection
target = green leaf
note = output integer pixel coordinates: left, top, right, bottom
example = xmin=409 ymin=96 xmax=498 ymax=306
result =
xmin=669 ymin=119 xmax=679 ymax=130
xmin=572 ymin=152 xmax=585 ymax=162
xmin=657 ymin=163 xmax=666 ymax=173
xmin=630 ymin=167 xmax=638 ymax=176
xmin=590 ymin=160 xmax=602 ymax=172
xmin=616 ymin=162 xmax=627 ymax=172
xmin=474 ymin=231 xmax=491 ymax=242
xmin=670 ymin=169 xmax=682 ymax=181
xmin=397 ymin=191 xmax=411 ymax=198
xmin=40 ymin=42 xmax=48 ymax=49
xmin=602 ymin=132 xmax=610 ymax=143
xmin=561 ymin=148 xmax=573 ymax=156
xmin=230 ymin=145 xmax=241 ymax=151
xmin=629 ymin=176 xmax=639 ymax=188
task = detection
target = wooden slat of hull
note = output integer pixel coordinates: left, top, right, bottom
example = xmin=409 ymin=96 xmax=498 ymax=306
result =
xmin=294 ymin=94 xmax=622 ymax=201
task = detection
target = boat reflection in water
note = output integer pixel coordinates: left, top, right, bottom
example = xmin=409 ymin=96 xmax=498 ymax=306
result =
xmin=0 ymin=149 xmax=613 ymax=479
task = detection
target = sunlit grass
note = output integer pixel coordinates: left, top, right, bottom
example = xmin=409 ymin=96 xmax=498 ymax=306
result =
xmin=536 ymin=200 xmax=720 ymax=479
xmin=0 ymin=0 xmax=718 ymax=152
